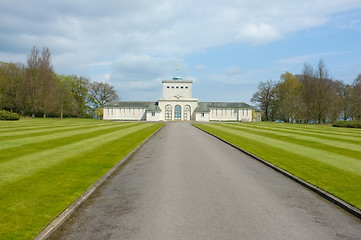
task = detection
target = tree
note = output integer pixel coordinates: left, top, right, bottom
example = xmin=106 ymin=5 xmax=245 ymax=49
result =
xmin=314 ymin=60 xmax=337 ymax=123
xmin=0 ymin=62 xmax=25 ymax=112
xmin=0 ymin=47 xmax=117 ymax=119
xmin=276 ymin=72 xmax=305 ymax=123
xmin=57 ymin=75 xmax=77 ymax=118
xmin=298 ymin=63 xmax=315 ymax=123
xmin=251 ymin=80 xmax=277 ymax=121
xmin=58 ymin=75 xmax=90 ymax=117
xmin=351 ymin=73 xmax=361 ymax=120
xmin=70 ymin=76 xmax=90 ymax=117
xmin=21 ymin=46 xmax=41 ymax=115
xmin=299 ymin=60 xmax=338 ymax=123
xmin=94 ymin=107 xmax=103 ymax=119
xmin=88 ymin=82 xmax=118 ymax=109
xmin=21 ymin=46 xmax=59 ymax=117
xmin=39 ymin=47 xmax=60 ymax=117
xmin=334 ymin=81 xmax=352 ymax=121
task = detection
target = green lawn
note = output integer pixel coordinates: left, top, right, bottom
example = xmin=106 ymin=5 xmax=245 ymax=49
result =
xmin=194 ymin=122 xmax=361 ymax=210
xmin=0 ymin=119 xmax=163 ymax=240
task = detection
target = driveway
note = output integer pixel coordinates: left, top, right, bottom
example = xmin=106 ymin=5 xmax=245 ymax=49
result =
xmin=50 ymin=122 xmax=361 ymax=240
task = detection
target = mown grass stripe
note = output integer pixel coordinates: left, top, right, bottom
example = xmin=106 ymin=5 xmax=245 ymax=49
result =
xmin=0 ymin=123 xmax=138 ymax=164
xmin=0 ymin=122 xmax=136 ymax=151
xmin=227 ymin=123 xmax=361 ymax=152
xmin=224 ymin=123 xmax=361 ymax=157
xmin=241 ymin=122 xmax=361 ymax=141
xmin=0 ymin=123 xmax=153 ymax=185
xmin=206 ymin=124 xmax=361 ymax=176
xmin=0 ymin=118 xmax=94 ymax=128
xmin=0 ymin=119 xmax=100 ymax=129
xmin=0 ymin=122 xmax=112 ymax=140
xmin=244 ymin=123 xmax=361 ymax=141
xmin=224 ymin=124 xmax=361 ymax=160
xmin=254 ymin=122 xmax=361 ymax=137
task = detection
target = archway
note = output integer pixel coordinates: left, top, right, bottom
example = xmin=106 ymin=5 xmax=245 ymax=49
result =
xmin=174 ymin=105 xmax=181 ymax=120
xmin=184 ymin=105 xmax=191 ymax=121
xmin=165 ymin=105 xmax=172 ymax=120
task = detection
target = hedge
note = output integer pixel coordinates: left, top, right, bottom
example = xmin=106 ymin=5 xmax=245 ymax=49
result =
xmin=0 ymin=110 xmax=20 ymax=120
xmin=332 ymin=120 xmax=361 ymax=128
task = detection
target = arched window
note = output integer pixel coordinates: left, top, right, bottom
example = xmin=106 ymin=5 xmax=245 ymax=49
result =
xmin=174 ymin=105 xmax=181 ymax=120
xmin=184 ymin=105 xmax=191 ymax=121
xmin=165 ymin=105 xmax=172 ymax=120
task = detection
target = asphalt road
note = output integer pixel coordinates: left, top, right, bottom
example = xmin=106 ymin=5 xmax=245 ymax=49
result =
xmin=50 ymin=122 xmax=361 ymax=240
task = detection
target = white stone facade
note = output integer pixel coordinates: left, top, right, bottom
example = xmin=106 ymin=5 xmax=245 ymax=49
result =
xmin=103 ymin=78 xmax=258 ymax=122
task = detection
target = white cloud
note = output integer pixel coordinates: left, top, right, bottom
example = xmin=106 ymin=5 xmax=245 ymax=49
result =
xmin=207 ymin=67 xmax=267 ymax=85
xmin=277 ymin=51 xmax=348 ymax=64
xmin=111 ymin=54 xmax=184 ymax=82
xmin=237 ymin=23 xmax=282 ymax=44
xmin=226 ymin=67 xmax=243 ymax=76
xmin=108 ymin=54 xmax=193 ymax=100
xmin=2 ymin=0 xmax=360 ymax=59
xmin=91 ymin=73 xmax=111 ymax=83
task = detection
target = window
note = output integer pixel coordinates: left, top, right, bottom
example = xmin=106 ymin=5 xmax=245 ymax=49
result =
xmin=201 ymin=113 xmax=205 ymax=117
xmin=172 ymin=86 xmax=174 ymax=88
xmin=167 ymin=86 xmax=170 ymax=88
xmin=152 ymin=112 xmax=155 ymax=116
xmin=165 ymin=105 xmax=172 ymax=120
xmin=174 ymin=105 xmax=181 ymax=120
xmin=181 ymin=86 xmax=184 ymax=89
xmin=176 ymin=86 xmax=179 ymax=88
xmin=185 ymin=86 xmax=188 ymax=89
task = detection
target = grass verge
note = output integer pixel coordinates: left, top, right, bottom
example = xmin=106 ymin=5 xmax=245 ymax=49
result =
xmin=0 ymin=119 xmax=163 ymax=239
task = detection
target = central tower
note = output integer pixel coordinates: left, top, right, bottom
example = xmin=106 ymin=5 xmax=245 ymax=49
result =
xmin=158 ymin=76 xmax=198 ymax=121
xmin=161 ymin=77 xmax=193 ymax=99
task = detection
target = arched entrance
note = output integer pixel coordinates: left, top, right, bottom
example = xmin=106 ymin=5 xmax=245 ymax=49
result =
xmin=184 ymin=105 xmax=191 ymax=121
xmin=174 ymin=105 xmax=181 ymax=120
xmin=165 ymin=105 xmax=172 ymax=120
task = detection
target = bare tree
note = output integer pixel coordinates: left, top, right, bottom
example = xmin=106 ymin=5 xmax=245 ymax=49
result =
xmin=39 ymin=47 xmax=59 ymax=117
xmin=251 ymin=80 xmax=277 ymax=121
xmin=88 ymin=82 xmax=118 ymax=109
xmin=21 ymin=46 xmax=59 ymax=117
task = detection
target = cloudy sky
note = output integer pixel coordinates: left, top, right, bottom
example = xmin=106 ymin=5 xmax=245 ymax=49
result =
xmin=1 ymin=0 xmax=361 ymax=103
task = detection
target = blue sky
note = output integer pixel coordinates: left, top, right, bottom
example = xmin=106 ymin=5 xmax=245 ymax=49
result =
xmin=1 ymin=0 xmax=360 ymax=104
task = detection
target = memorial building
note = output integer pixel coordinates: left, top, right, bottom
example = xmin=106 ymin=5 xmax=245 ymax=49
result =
xmin=103 ymin=76 xmax=258 ymax=122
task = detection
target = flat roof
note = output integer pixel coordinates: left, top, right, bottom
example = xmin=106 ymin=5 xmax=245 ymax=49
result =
xmin=162 ymin=80 xmax=193 ymax=83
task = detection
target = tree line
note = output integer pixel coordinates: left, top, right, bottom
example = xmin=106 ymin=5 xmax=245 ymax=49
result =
xmin=0 ymin=47 xmax=118 ymax=118
xmin=251 ymin=60 xmax=361 ymax=123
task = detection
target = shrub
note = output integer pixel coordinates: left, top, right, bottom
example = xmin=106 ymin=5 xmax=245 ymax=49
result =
xmin=0 ymin=110 xmax=20 ymax=120
xmin=332 ymin=120 xmax=361 ymax=128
